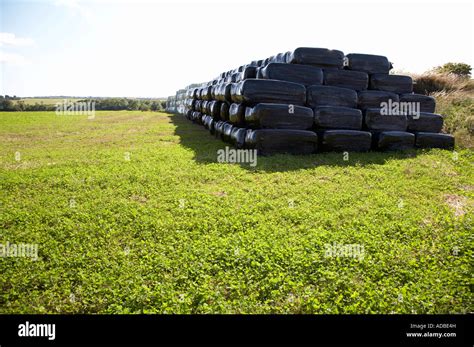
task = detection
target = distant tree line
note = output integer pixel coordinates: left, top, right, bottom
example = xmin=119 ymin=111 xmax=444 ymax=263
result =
xmin=0 ymin=96 xmax=167 ymax=112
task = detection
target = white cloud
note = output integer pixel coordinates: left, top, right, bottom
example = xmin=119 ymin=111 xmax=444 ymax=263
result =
xmin=0 ymin=51 xmax=30 ymax=65
xmin=0 ymin=33 xmax=34 ymax=47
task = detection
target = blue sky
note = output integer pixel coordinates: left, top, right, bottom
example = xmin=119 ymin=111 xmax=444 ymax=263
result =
xmin=1 ymin=0 xmax=473 ymax=97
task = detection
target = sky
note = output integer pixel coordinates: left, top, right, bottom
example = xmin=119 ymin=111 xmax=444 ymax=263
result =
xmin=0 ymin=0 xmax=473 ymax=97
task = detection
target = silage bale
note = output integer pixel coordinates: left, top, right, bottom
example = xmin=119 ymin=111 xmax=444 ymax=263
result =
xmin=220 ymin=102 xmax=230 ymax=121
xmin=245 ymin=103 xmax=314 ymax=130
xmin=245 ymin=129 xmax=318 ymax=155
xmin=357 ymin=90 xmax=399 ymax=109
xmin=230 ymin=127 xmax=247 ymax=148
xmin=222 ymin=122 xmax=234 ymax=143
xmin=345 ymin=53 xmax=391 ymax=74
xmin=259 ymin=63 xmax=323 ymax=86
xmin=364 ymin=108 xmax=407 ymax=131
xmin=313 ymin=106 xmax=363 ymax=130
xmin=373 ymin=131 xmax=415 ymax=151
xmin=209 ymin=100 xmax=223 ymax=119
xmin=287 ymin=47 xmax=344 ymax=68
xmin=321 ymin=130 xmax=372 ymax=152
xmin=306 ymin=85 xmax=358 ymax=108
xmin=231 ymin=79 xmax=306 ymax=105
xmin=323 ymin=69 xmax=368 ymax=91
xmin=407 ymin=112 xmax=443 ymax=133
xmin=399 ymin=93 xmax=436 ymax=113
xmin=369 ymin=74 xmax=413 ymax=94
xmin=415 ymin=132 xmax=454 ymax=149
xmin=229 ymin=103 xmax=246 ymax=125
xmin=242 ymin=66 xmax=258 ymax=80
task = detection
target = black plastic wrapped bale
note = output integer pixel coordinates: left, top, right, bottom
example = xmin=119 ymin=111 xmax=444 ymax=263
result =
xmin=399 ymin=93 xmax=436 ymax=113
xmin=231 ymin=79 xmax=306 ymax=105
xmin=242 ymin=66 xmax=257 ymax=80
xmin=256 ymin=67 xmax=263 ymax=79
xmin=314 ymin=106 xmax=362 ymax=130
xmin=374 ymin=131 xmax=415 ymax=151
xmin=306 ymin=85 xmax=357 ymax=108
xmin=209 ymin=100 xmax=222 ymax=119
xmin=245 ymin=103 xmax=314 ymax=130
xmin=214 ymin=121 xmax=225 ymax=139
xmin=230 ymin=127 xmax=247 ymax=149
xmin=222 ymin=122 xmax=234 ymax=143
xmin=208 ymin=118 xmax=216 ymax=135
xmin=201 ymin=86 xmax=212 ymax=101
xmin=229 ymin=103 xmax=246 ymax=125
xmin=259 ymin=63 xmax=323 ymax=86
xmin=193 ymin=100 xmax=201 ymax=112
xmin=186 ymin=109 xmax=193 ymax=120
xmin=202 ymin=115 xmax=211 ymax=130
xmin=345 ymin=53 xmax=391 ymax=74
xmin=196 ymin=88 xmax=203 ymax=100
xmin=192 ymin=88 xmax=199 ymax=100
xmin=200 ymin=100 xmax=208 ymax=114
xmin=192 ymin=112 xmax=203 ymax=124
xmin=323 ymin=69 xmax=368 ymax=91
xmin=246 ymin=129 xmax=318 ymax=155
xmin=287 ymin=47 xmax=344 ymax=68
xmin=369 ymin=74 xmax=413 ymax=94
xmin=358 ymin=90 xmax=399 ymax=110
xmin=231 ymin=72 xmax=242 ymax=83
xmin=210 ymin=86 xmax=217 ymax=100
xmin=364 ymin=108 xmax=407 ymax=131
xmin=415 ymin=132 xmax=454 ymax=149
xmin=220 ymin=102 xmax=230 ymax=121
xmin=321 ymin=130 xmax=372 ymax=152
xmin=407 ymin=112 xmax=443 ymax=133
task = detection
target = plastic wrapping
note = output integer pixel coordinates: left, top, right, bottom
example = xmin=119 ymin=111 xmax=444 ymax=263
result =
xmin=193 ymin=100 xmax=202 ymax=112
xmin=242 ymin=66 xmax=258 ymax=80
xmin=364 ymin=108 xmax=407 ymax=131
xmin=415 ymin=132 xmax=454 ymax=149
xmin=222 ymin=122 xmax=234 ymax=143
xmin=323 ymin=69 xmax=368 ymax=91
xmin=321 ymin=130 xmax=372 ymax=152
xmin=245 ymin=103 xmax=313 ymax=129
xmin=230 ymin=127 xmax=247 ymax=148
xmin=229 ymin=103 xmax=246 ymax=125
xmin=407 ymin=112 xmax=443 ymax=133
xmin=287 ymin=47 xmax=344 ymax=68
xmin=306 ymin=85 xmax=358 ymax=108
xmin=220 ymin=102 xmax=230 ymax=121
xmin=399 ymin=93 xmax=436 ymax=113
xmin=200 ymin=100 xmax=208 ymax=114
xmin=314 ymin=106 xmax=362 ymax=130
xmin=357 ymin=90 xmax=399 ymax=110
xmin=231 ymin=79 xmax=306 ymax=105
xmin=209 ymin=100 xmax=222 ymax=119
xmin=369 ymin=74 xmax=413 ymax=94
xmin=259 ymin=63 xmax=323 ymax=86
xmin=201 ymin=86 xmax=212 ymax=100
xmin=246 ymin=129 xmax=318 ymax=155
xmin=214 ymin=120 xmax=225 ymax=139
xmin=373 ymin=131 xmax=415 ymax=151
xmin=345 ymin=53 xmax=391 ymax=74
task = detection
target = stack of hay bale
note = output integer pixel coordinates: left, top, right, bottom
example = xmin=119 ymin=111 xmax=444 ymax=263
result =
xmin=167 ymin=47 xmax=454 ymax=155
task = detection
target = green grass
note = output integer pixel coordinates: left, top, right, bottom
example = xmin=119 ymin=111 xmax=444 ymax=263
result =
xmin=0 ymin=111 xmax=472 ymax=314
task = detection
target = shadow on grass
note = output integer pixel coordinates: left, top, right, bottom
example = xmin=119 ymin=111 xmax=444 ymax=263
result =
xmin=169 ymin=113 xmax=419 ymax=172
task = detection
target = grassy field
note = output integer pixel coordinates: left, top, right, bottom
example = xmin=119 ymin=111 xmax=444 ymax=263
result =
xmin=0 ymin=111 xmax=472 ymax=314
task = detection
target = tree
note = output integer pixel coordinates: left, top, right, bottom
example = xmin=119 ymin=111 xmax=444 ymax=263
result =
xmin=0 ymin=99 xmax=14 ymax=111
xmin=435 ymin=63 xmax=471 ymax=78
